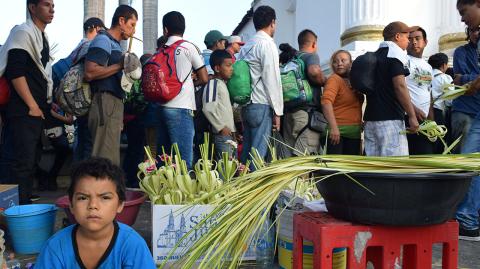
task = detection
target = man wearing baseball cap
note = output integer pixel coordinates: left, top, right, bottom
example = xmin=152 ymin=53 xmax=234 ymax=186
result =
xmin=202 ymin=30 xmax=227 ymax=76
xmin=226 ymin=35 xmax=244 ymax=62
xmin=83 ymin=17 xmax=106 ymax=33
xmin=363 ymin=21 xmax=419 ymax=157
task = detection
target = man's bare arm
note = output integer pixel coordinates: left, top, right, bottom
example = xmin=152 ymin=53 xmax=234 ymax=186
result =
xmin=11 ymin=76 xmax=44 ymax=118
xmin=84 ymin=60 xmax=122 ymax=82
xmin=392 ymin=75 xmax=419 ymax=132
xmin=307 ymin=65 xmax=326 ymax=87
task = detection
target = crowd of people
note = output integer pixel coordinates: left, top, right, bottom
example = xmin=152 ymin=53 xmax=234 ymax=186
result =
xmin=0 ymin=1 xmax=479 ymax=264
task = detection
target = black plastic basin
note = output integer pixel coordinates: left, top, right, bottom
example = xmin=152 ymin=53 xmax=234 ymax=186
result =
xmin=315 ymin=171 xmax=475 ymax=226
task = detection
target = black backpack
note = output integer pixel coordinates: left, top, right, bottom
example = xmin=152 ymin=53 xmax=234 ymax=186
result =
xmin=349 ymin=51 xmax=378 ymax=96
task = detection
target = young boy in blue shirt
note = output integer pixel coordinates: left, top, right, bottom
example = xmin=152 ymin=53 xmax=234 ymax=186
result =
xmin=35 ymin=157 xmax=156 ymax=268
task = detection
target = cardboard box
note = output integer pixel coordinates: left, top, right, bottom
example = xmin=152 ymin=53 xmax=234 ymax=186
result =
xmin=152 ymin=204 xmax=256 ymax=265
xmin=0 ymin=185 xmax=18 ymax=211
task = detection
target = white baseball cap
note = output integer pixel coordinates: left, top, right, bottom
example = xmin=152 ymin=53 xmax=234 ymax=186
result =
xmin=228 ymin=35 xmax=245 ymax=45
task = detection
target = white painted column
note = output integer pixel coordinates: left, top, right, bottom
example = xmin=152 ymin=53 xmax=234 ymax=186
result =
xmin=341 ymin=0 xmax=388 ymax=47
xmin=439 ymin=0 xmax=464 ymax=35
xmin=438 ymin=0 xmax=467 ymax=53
xmin=84 ymin=0 xmax=105 ymax=23
xmin=143 ymin=0 xmax=158 ymax=54
xmin=343 ymin=0 xmax=386 ymax=31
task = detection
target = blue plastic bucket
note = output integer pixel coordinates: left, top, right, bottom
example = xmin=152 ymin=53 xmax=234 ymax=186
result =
xmin=3 ymin=204 xmax=57 ymax=254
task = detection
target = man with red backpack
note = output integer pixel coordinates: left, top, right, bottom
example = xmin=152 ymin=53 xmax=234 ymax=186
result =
xmin=147 ymin=11 xmax=208 ymax=169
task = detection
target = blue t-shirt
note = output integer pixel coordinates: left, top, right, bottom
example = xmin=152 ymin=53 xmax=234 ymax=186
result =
xmin=86 ymin=31 xmax=124 ymax=99
xmin=34 ymin=222 xmax=156 ymax=269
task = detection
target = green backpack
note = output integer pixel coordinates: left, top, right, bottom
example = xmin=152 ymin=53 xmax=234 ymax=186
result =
xmin=227 ymin=59 xmax=252 ymax=105
xmin=280 ymin=54 xmax=313 ymax=110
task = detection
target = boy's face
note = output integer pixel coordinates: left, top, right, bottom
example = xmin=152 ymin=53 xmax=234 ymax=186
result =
xmin=407 ymin=30 xmax=427 ymax=57
xmin=216 ymin=58 xmax=234 ymax=80
xmin=70 ymin=176 xmax=124 ymax=233
xmin=458 ymin=2 xmax=480 ymax=29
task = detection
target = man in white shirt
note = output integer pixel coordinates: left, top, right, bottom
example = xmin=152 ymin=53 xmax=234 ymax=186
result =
xmin=157 ymin=11 xmax=208 ymax=168
xmin=237 ymin=5 xmax=283 ymax=166
xmin=405 ymin=27 xmax=434 ymax=154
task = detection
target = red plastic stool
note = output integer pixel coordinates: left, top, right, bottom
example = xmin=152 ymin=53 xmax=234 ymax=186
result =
xmin=293 ymin=212 xmax=459 ymax=269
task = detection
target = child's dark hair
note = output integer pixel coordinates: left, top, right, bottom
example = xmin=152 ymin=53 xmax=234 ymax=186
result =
xmin=209 ymin=50 xmax=232 ymax=70
xmin=68 ymin=158 xmax=126 ymax=202
xmin=279 ymin=43 xmax=298 ymax=65
xmin=428 ymin=53 xmax=449 ymax=69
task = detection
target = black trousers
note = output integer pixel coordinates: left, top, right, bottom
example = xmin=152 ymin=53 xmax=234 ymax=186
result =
xmin=325 ymin=136 xmax=362 ymax=155
xmin=9 ymin=115 xmax=43 ymax=204
xmin=433 ymin=108 xmax=446 ymax=154
xmin=405 ymin=116 xmax=434 ymax=155
xmin=38 ymin=133 xmax=70 ymax=190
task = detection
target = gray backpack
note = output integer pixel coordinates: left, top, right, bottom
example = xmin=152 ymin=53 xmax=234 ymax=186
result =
xmin=55 ymin=41 xmax=92 ymax=117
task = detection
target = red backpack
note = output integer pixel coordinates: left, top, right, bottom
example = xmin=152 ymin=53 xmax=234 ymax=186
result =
xmin=0 ymin=76 xmax=10 ymax=106
xmin=141 ymin=39 xmax=191 ymax=103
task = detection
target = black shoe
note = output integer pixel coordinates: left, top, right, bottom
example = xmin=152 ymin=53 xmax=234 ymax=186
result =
xmin=459 ymin=226 xmax=480 ymax=241
xmin=29 ymin=194 xmax=41 ymax=202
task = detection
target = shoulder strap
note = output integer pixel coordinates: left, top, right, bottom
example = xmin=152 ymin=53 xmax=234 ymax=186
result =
xmin=72 ymin=41 xmax=89 ymax=65
xmin=172 ymin=40 xmax=194 ymax=84
xmin=238 ymin=45 xmax=255 ymax=61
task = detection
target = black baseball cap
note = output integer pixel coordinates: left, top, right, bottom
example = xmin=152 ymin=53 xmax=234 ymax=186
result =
xmin=83 ymin=17 xmax=106 ymax=32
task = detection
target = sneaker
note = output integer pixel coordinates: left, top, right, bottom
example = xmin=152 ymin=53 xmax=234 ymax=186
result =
xmin=459 ymin=226 xmax=480 ymax=241
xmin=29 ymin=194 xmax=41 ymax=202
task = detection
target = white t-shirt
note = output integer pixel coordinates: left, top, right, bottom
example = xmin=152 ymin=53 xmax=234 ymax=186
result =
xmin=161 ymin=36 xmax=205 ymax=110
xmin=406 ymin=55 xmax=433 ymax=116
xmin=431 ymin=69 xmax=454 ymax=111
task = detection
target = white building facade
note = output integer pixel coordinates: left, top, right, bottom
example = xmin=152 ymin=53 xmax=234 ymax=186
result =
xmin=233 ymin=0 xmax=466 ymax=72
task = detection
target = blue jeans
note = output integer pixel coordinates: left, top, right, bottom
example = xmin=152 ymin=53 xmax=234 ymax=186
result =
xmin=73 ymin=116 xmax=92 ymax=163
xmin=214 ymin=134 xmax=236 ymax=160
xmin=456 ymin=117 xmax=480 ymax=230
xmin=157 ymin=107 xmax=195 ymax=169
xmin=241 ymin=104 xmax=272 ymax=166
xmin=143 ymin=103 xmax=161 ymax=128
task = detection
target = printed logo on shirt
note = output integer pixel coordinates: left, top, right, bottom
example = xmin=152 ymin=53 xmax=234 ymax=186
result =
xmin=410 ymin=65 xmax=432 ymax=87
